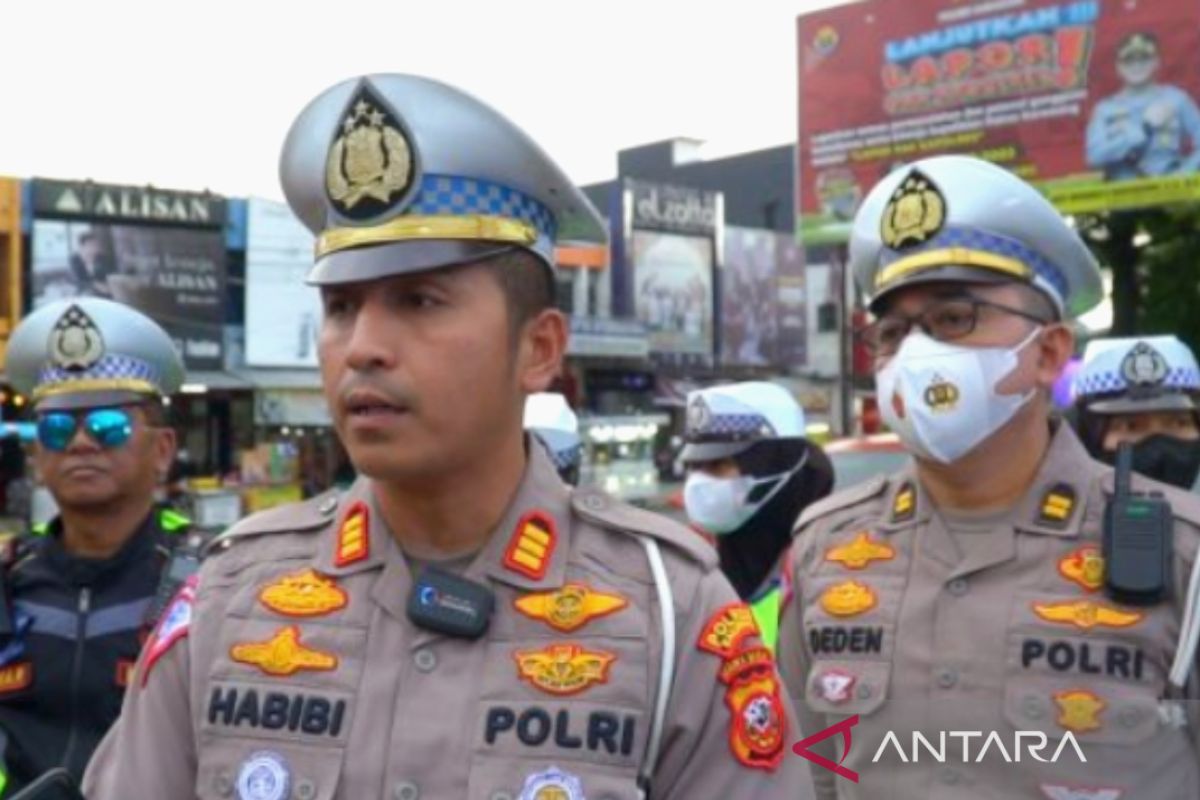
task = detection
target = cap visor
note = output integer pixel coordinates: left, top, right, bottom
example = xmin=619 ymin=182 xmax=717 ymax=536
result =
xmin=869 ymin=267 xmax=1015 ymax=313
xmin=681 ymin=440 xmax=755 ymax=464
xmin=36 ymin=389 xmax=157 ymax=412
xmin=1087 ymin=394 xmax=1197 ymax=414
xmin=307 ymin=240 xmax=525 ymax=285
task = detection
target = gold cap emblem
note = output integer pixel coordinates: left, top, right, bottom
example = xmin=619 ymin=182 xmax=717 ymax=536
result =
xmin=49 ymin=304 xmax=105 ymax=371
xmin=880 ymin=169 xmax=946 ymax=250
xmin=326 ymin=84 xmax=416 ymax=220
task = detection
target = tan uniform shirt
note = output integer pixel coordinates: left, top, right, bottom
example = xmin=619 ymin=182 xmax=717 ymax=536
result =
xmin=778 ymin=425 xmax=1200 ymax=800
xmin=84 ymin=446 xmax=816 ymax=799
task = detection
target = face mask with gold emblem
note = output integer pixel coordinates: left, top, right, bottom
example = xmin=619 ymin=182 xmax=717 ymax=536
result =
xmin=877 ymin=328 xmax=1041 ymax=464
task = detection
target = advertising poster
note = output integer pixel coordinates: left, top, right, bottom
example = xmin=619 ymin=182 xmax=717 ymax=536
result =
xmin=721 ymin=227 xmax=809 ymax=369
xmin=244 ymin=198 xmax=321 ymax=368
xmin=31 ymin=220 xmax=226 ymax=369
xmin=797 ymin=0 xmax=1200 ymax=240
xmin=630 ymin=231 xmax=715 ymax=364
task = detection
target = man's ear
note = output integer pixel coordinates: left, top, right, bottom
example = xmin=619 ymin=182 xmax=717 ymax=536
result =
xmin=1035 ymin=323 xmax=1075 ymax=390
xmin=154 ymin=426 xmax=178 ymax=482
xmin=518 ymin=308 xmax=568 ymax=394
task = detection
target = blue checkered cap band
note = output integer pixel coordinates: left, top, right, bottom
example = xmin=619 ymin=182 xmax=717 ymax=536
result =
xmin=412 ymin=174 xmax=557 ymax=241
xmin=880 ymin=225 xmax=1069 ymax=301
xmin=689 ymin=411 xmax=777 ymax=442
xmin=36 ymin=353 xmax=162 ymax=394
xmin=1075 ymin=366 xmax=1200 ymax=398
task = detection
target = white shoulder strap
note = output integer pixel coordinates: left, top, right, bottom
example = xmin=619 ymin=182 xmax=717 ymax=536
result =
xmin=1169 ymin=551 xmax=1200 ymax=688
xmin=637 ymin=535 xmax=676 ymax=800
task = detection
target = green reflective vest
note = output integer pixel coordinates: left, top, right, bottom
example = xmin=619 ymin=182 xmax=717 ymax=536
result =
xmin=750 ymin=585 xmax=782 ymax=654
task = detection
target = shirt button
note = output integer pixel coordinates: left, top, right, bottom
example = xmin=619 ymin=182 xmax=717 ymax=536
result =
xmin=213 ymin=771 xmax=233 ymax=797
xmin=394 ymin=781 xmax=420 ymax=800
xmin=319 ymin=496 xmax=339 ymax=515
xmin=414 ymin=648 xmax=437 ymax=673
xmin=1119 ymin=707 xmax=1143 ymax=728
xmin=947 ymin=578 xmax=969 ymax=597
xmin=936 ymin=669 xmax=958 ymax=689
xmin=295 ymin=779 xmax=317 ymax=800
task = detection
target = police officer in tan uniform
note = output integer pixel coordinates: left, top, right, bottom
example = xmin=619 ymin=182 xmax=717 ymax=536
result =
xmin=84 ymin=75 xmax=816 ymax=800
xmin=777 ymin=155 xmax=1200 ymax=799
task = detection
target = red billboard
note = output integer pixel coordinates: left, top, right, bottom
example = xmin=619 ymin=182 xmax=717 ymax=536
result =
xmin=797 ymin=0 xmax=1200 ymax=241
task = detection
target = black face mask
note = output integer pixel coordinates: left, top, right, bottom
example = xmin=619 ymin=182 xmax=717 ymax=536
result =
xmin=1102 ymin=434 xmax=1200 ymax=490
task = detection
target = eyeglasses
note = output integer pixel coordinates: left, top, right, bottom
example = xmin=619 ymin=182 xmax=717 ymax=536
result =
xmin=36 ymin=407 xmax=135 ymax=452
xmin=857 ymin=296 xmax=1049 ymax=357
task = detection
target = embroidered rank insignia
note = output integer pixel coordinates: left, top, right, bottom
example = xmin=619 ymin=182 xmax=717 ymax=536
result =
xmin=513 ymin=643 xmax=615 ymax=696
xmin=698 ymin=603 xmax=760 ymax=659
xmin=1040 ymin=784 xmax=1123 ymax=800
xmin=504 ymin=511 xmax=557 ymax=581
xmin=718 ymin=646 xmax=775 ymax=685
xmin=1058 ymin=546 xmax=1105 ymax=593
xmin=892 ymin=482 xmax=915 ymax=522
xmin=513 ymin=582 xmax=627 ymax=632
xmin=517 ymin=766 xmax=585 ymax=800
xmin=820 ymin=581 xmax=878 ymax=618
xmin=814 ymin=669 xmax=856 ymax=705
xmin=259 ymin=569 xmax=348 ymax=618
xmin=724 ymin=668 xmax=788 ymax=770
xmin=141 ymin=574 xmax=199 ymax=687
xmin=1039 ymin=484 xmax=1077 ymax=528
xmin=1054 ymin=689 xmax=1105 ymax=733
xmin=230 ymin=626 xmax=338 ymax=677
xmin=825 ymin=531 xmax=895 ymax=570
xmin=1032 ymin=600 xmax=1142 ymax=631
xmin=0 ymin=662 xmax=32 ymax=695
xmin=334 ymin=502 xmax=369 ymax=567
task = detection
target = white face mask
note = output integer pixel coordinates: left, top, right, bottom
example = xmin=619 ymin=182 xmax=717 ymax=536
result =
xmin=1118 ymin=58 xmax=1157 ymax=87
xmin=876 ymin=328 xmax=1042 ymax=464
xmin=683 ymin=460 xmax=801 ymax=536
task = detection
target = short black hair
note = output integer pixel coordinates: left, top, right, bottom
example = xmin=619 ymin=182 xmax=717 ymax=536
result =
xmin=482 ymin=249 xmax=555 ymax=336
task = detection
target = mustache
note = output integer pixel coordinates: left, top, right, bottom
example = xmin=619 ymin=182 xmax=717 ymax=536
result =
xmin=337 ymin=378 xmax=417 ymax=410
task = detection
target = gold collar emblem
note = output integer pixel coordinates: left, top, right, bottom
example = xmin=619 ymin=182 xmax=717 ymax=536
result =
xmin=230 ymin=626 xmax=337 ymax=677
xmin=514 ymin=583 xmax=628 ymax=632
xmin=326 ymin=85 xmax=415 ymax=218
xmin=259 ymin=569 xmax=348 ymax=618
xmin=880 ymin=169 xmax=946 ymax=250
xmin=513 ymin=643 xmax=615 ymax=696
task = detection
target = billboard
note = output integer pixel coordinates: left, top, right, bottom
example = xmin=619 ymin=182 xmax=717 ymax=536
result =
xmin=31 ymin=220 xmax=226 ymax=370
xmin=244 ymin=198 xmax=320 ymax=368
xmin=720 ymin=227 xmax=808 ymax=369
xmin=623 ymin=179 xmax=721 ymax=367
xmin=797 ymin=0 xmax=1200 ymax=240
